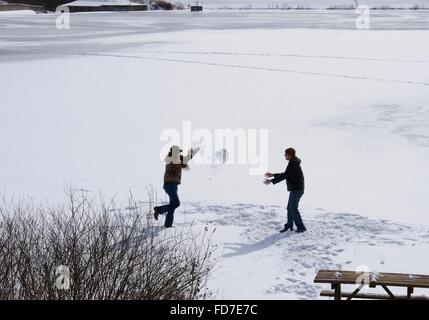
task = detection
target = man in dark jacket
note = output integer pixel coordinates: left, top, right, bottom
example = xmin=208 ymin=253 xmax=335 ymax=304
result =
xmin=264 ymin=147 xmax=306 ymax=233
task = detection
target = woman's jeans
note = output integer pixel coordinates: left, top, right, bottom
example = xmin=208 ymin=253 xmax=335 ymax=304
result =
xmin=286 ymin=190 xmax=306 ymax=230
xmin=158 ymin=183 xmax=180 ymax=227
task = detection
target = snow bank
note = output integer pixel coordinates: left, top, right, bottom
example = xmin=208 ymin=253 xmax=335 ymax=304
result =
xmin=0 ymin=9 xmax=37 ymax=15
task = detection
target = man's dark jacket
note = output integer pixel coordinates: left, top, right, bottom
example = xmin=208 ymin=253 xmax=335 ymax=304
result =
xmin=272 ymin=156 xmax=305 ymax=191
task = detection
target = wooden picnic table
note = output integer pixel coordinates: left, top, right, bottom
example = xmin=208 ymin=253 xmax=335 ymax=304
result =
xmin=314 ymin=269 xmax=429 ymax=300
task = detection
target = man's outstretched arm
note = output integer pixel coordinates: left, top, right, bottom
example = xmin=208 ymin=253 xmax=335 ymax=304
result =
xmin=264 ymin=167 xmax=290 ymax=185
xmin=271 ymin=172 xmax=287 ymax=184
xmin=264 ymin=171 xmax=283 ymax=185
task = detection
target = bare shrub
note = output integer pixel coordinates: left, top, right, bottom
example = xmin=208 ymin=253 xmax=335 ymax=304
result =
xmin=150 ymin=0 xmax=175 ymax=10
xmin=0 ymin=190 xmax=215 ymax=300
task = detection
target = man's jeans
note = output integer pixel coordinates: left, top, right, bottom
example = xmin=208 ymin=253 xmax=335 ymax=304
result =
xmin=158 ymin=183 xmax=180 ymax=227
xmin=286 ymin=190 xmax=306 ymax=230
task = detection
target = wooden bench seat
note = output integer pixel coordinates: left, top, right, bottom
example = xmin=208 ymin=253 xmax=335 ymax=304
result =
xmin=320 ymin=290 xmax=429 ymax=300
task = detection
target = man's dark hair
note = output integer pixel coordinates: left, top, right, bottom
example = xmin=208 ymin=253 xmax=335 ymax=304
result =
xmin=285 ymin=147 xmax=296 ymax=157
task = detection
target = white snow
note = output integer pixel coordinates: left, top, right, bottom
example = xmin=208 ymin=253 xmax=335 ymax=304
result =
xmin=0 ymin=10 xmax=37 ymax=15
xmin=1 ymin=10 xmax=429 ymax=299
xmin=178 ymin=202 xmax=429 ymax=299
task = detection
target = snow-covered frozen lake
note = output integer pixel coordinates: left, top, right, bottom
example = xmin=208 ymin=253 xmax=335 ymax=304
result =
xmin=2 ymin=10 xmax=429 ymax=61
xmin=1 ymin=10 xmax=429 ymax=299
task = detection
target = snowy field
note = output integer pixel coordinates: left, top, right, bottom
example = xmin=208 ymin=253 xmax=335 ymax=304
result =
xmin=1 ymin=10 xmax=429 ymax=299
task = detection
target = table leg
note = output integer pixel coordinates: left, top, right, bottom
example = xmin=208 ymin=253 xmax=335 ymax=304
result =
xmin=407 ymin=287 xmax=414 ymax=300
xmin=347 ymin=283 xmax=365 ymax=301
xmin=381 ymin=285 xmax=396 ymax=299
xmin=334 ymin=283 xmax=341 ymax=300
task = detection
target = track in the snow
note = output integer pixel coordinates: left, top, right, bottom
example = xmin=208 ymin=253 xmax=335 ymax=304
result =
xmin=128 ymin=50 xmax=429 ymax=64
xmin=74 ymin=51 xmax=429 ymax=87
